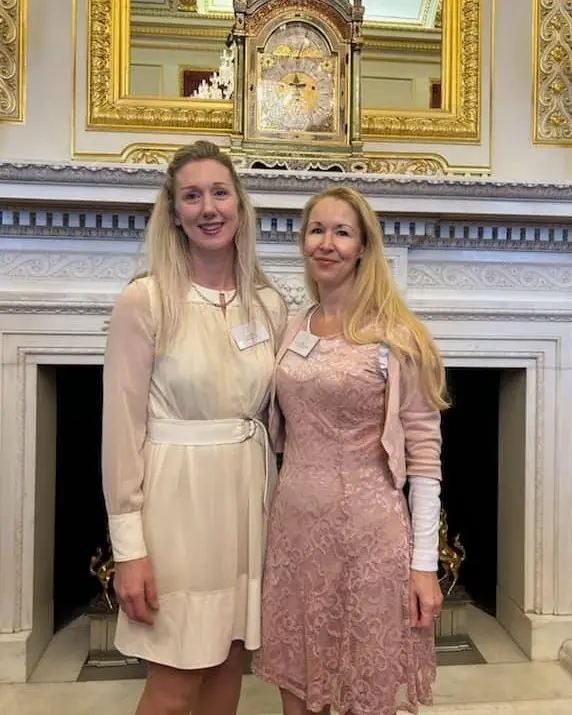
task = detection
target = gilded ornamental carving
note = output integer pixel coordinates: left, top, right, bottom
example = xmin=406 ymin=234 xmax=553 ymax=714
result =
xmin=0 ymin=0 xmax=25 ymax=122
xmin=534 ymin=0 xmax=572 ymax=143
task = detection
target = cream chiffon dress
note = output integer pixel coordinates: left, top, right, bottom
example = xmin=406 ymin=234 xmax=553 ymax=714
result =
xmin=102 ymin=276 xmax=287 ymax=669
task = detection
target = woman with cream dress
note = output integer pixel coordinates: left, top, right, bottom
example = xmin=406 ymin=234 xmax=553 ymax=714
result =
xmin=102 ymin=141 xmax=287 ymax=715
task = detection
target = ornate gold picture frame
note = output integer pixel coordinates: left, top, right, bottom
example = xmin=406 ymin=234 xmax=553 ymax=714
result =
xmin=0 ymin=0 xmax=26 ymax=123
xmin=87 ymin=0 xmax=233 ymax=133
xmin=86 ymin=0 xmax=481 ymax=143
xmin=362 ymin=0 xmax=481 ymax=142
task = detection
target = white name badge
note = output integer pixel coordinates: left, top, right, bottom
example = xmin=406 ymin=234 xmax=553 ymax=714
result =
xmin=288 ymin=330 xmax=319 ymax=358
xmin=232 ymin=322 xmax=270 ymax=350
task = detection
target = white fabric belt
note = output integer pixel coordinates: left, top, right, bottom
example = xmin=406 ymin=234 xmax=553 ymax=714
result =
xmin=148 ymin=417 xmax=261 ymax=446
xmin=147 ymin=417 xmax=272 ymax=511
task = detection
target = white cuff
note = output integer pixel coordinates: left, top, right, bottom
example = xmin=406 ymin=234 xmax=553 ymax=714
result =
xmin=108 ymin=512 xmax=148 ymax=562
xmin=408 ymin=476 xmax=441 ymax=572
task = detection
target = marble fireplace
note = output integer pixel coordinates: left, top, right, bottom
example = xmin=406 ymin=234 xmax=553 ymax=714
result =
xmin=0 ymin=164 xmax=572 ymax=683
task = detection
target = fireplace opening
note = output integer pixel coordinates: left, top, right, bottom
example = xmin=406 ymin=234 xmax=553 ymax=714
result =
xmin=40 ymin=362 xmax=523 ymax=660
xmin=441 ymin=368 xmax=501 ymax=616
xmin=49 ymin=366 xmax=504 ymax=623
xmin=53 ymin=365 xmax=107 ymax=632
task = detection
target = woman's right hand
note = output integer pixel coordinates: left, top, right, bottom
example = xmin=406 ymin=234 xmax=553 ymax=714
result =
xmin=114 ymin=557 xmax=159 ymax=625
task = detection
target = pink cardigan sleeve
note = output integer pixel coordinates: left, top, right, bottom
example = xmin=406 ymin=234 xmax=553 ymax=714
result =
xmin=399 ymin=356 xmax=442 ymax=481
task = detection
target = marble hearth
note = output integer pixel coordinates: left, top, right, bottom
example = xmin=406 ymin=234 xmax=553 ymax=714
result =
xmin=0 ymin=165 xmax=572 ymax=683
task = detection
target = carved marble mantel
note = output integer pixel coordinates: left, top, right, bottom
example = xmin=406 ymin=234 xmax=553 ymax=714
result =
xmin=0 ymin=162 xmax=572 ymax=682
xmin=3 ymin=161 xmax=572 ymax=220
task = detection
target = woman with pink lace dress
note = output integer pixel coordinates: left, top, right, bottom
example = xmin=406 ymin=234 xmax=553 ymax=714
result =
xmin=253 ymin=187 xmax=448 ymax=715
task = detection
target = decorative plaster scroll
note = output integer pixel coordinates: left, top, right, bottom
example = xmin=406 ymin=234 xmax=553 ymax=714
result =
xmin=1 ymin=247 xmax=571 ymax=301
xmin=123 ymin=147 xmax=453 ymax=176
xmin=534 ymin=0 xmax=572 ymax=142
xmin=267 ymin=273 xmax=309 ymax=311
xmin=0 ymin=251 xmax=147 ymax=281
xmin=0 ymin=0 xmax=25 ymax=122
xmin=408 ymin=262 xmax=572 ymax=290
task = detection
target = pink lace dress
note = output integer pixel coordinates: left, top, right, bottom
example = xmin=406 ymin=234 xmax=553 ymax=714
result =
xmin=253 ymin=334 xmax=436 ymax=715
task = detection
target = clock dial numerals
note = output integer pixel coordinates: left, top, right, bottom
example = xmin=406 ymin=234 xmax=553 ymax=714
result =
xmin=256 ymin=22 xmax=338 ymax=135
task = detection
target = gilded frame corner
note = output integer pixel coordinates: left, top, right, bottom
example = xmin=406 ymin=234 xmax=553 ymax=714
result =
xmin=0 ymin=0 xmax=26 ymax=123
xmin=86 ymin=0 xmax=233 ymax=133
xmin=533 ymin=0 xmax=572 ymax=145
xmin=361 ymin=0 xmax=481 ymax=143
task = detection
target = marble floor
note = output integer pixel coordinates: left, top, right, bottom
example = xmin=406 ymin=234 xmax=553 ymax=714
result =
xmin=2 ymin=606 xmax=572 ymax=714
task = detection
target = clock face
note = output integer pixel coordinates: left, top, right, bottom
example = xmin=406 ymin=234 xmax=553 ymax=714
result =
xmin=256 ymin=21 xmax=338 ymax=135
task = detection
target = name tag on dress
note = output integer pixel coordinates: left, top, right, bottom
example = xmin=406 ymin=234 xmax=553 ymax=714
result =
xmin=288 ymin=330 xmax=319 ymax=358
xmin=232 ymin=322 xmax=270 ymax=350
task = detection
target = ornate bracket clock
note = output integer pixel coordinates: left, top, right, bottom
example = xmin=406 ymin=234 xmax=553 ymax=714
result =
xmin=230 ymin=0 xmax=364 ymax=169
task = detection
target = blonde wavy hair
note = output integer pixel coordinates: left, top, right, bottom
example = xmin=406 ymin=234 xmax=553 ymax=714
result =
xmin=144 ymin=141 xmax=280 ymax=352
xmin=300 ymin=187 xmax=449 ymax=410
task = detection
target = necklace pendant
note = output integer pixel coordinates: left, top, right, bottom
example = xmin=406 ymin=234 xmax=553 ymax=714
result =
xmin=219 ymin=292 xmax=227 ymax=317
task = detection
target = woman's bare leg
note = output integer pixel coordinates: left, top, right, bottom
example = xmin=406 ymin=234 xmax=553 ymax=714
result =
xmin=134 ymin=661 xmax=203 ymax=715
xmin=194 ymin=641 xmax=246 ymax=715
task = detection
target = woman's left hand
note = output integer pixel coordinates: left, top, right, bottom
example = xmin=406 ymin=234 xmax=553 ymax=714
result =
xmin=409 ymin=570 xmax=443 ymax=629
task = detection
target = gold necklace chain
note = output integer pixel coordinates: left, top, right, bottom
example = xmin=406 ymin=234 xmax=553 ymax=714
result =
xmin=193 ymin=285 xmax=238 ymax=313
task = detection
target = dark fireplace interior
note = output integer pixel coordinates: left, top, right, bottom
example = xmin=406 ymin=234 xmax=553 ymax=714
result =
xmin=52 ymin=365 xmax=501 ymax=630
xmin=441 ymin=367 xmax=500 ymax=616
xmin=53 ymin=365 xmax=107 ymax=631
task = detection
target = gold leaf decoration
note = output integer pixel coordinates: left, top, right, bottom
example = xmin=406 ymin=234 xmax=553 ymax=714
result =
xmin=534 ymin=0 xmax=572 ymax=142
xmin=0 ymin=0 xmax=24 ymax=122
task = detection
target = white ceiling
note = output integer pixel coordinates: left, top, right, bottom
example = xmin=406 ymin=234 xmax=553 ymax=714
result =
xmin=133 ymin=1 xmax=442 ymax=28
xmin=365 ymin=0 xmax=440 ymax=27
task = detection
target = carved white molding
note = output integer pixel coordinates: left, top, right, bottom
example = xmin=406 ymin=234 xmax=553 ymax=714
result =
xmin=408 ymin=261 xmax=572 ymax=291
xmin=0 ymin=250 xmax=147 ymax=283
xmin=1 ymin=206 xmax=570 ymax=252
xmin=2 ymin=161 xmax=572 ymax=199
xmin=3 ymin=161 xmax=572 ymax=218
xmin=0 ymin=240 xmax=571 ymax=319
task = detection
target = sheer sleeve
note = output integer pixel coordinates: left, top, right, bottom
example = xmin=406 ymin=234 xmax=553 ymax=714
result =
xmin=102 ymin=278 xmax=154 ymax=562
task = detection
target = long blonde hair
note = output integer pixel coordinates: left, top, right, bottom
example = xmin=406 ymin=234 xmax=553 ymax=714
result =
xmin=145 ymin=141 xmax=278 ymax=352
xmin=300 ymin=187 xmax=449 ymax=410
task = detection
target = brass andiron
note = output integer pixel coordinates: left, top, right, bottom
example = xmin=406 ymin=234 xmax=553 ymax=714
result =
xmin=438 ymin=507 xmax=466 ymax=596
xmin=90 ymin=539 xmax=116 ymax=611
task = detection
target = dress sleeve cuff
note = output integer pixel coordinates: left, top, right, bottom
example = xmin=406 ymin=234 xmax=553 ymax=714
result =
xmin=108 ymin=512 xmax=148 ymax=562
xmin=411 ymin=549 xmax=439 ymax=572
